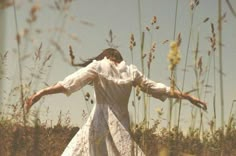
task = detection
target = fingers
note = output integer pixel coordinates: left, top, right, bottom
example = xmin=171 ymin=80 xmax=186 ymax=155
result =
xmin=24 ymin=93 xmax=39 ymax=113
xmin=25 ymin=97 xmax=33 ymax=113
xmin=197 ymin=101 xmax=207 ymax=111
xmin=190 ymin=96 xmax=207 ymax=111
xmin=202 ymin=102 xmax=207 ymax=111
xmin=197 ymin=100 xmax=207 ymax=110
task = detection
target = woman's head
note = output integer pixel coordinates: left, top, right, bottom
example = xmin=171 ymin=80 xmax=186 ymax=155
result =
xmin=78 ymin=48 xmax=123 ymax=67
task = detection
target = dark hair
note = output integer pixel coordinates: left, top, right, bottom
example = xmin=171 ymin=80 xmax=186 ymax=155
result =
xmin=77 ymin=48 xmax=123 ymax=67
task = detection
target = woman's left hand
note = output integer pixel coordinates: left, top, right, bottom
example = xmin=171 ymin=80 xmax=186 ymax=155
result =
xmin=188 ymin=95 xmax=207 ymax=111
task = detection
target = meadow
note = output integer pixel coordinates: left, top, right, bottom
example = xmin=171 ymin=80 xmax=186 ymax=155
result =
xmin=1 ymin=116 xmax=236 ymax=155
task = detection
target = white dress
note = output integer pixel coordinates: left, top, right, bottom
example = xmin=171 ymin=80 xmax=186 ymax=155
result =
xmin=59 ymin=57 xmax=170 ymax=156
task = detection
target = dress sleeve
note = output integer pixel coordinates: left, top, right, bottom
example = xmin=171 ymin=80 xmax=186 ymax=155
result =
xmin=131 ymin=65 xmax=170 ymax=102
xmin=58 ymin=60 xmax=98 ymax=96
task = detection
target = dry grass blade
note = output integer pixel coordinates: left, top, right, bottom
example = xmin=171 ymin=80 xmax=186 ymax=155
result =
xmin=35 ymin=42 xmax=42 ymax=60
xmin=185 ymin=89 xmax=198 ymax=94
xmin=203 ymin=17 xmax=210 ymax=23
xmin=225 ymin=0 xmax=236 ymax=17
xmin=69 ymin=45 xmax=79 ymax=66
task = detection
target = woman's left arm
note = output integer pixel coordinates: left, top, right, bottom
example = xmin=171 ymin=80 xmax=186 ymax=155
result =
xmin=131 ymin=65 xmax=207 ymax=110
xmin=167 ymin=89 xmax=207 ymax=110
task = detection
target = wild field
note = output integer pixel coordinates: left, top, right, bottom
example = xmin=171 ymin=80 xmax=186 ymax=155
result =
xmin=1 ymin=117 xmax=236 ymax=156
xmin=1 ymin=0 xmax=236 ymax=156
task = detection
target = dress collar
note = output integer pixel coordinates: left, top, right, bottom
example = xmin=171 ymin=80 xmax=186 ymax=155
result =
xmin=103 ymin=57 xmax=126 ymax=68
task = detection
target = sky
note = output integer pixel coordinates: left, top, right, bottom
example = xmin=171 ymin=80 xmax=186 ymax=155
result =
xmin=1 ymin=0 xmax=236 ymax=130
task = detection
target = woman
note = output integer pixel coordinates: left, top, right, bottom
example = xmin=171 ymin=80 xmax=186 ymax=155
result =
xmin=26 ymin=48 xmax=206 ymax=156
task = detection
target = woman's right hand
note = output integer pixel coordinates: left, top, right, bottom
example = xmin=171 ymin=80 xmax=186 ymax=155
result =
xmin=25 ymin=91 xmax=42 ymax=113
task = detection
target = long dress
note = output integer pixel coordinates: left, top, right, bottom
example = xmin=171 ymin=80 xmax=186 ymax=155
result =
xmin=59 ymin=57 xmax=170 ymax=156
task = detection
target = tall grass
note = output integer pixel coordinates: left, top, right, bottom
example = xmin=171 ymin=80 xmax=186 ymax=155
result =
xmin=0 ymin=0 xmax=6 ymax=112
xmin=204 ymin=23 xmax=217 ymax=131
xmin=0 ymin=115 xmax=80 ymax=156
xmin=129 ymin=33 xmax=136 ymax=120
xmin=2 ymin=114 xmax=236 ymax=156
xmin=12 ymin=0 xmax=27 ymax=130
xmin=177 ymin=1 xmax=197 ymax=132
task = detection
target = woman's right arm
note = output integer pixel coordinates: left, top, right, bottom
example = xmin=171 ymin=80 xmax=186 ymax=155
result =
xmin=26 ymin=60 xmax=98 ymax=112
xmin=25 ymin=83 xmax=67 ymax=112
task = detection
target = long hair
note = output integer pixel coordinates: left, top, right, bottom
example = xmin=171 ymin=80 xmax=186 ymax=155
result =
xmin=77 ymin=48 xmax=123 ymax=67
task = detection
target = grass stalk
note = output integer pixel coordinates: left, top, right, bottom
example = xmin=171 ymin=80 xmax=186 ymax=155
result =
xmin=173 ymin=0 xmax=179 ymax=39
xmin=204 ymin=23 xmax=217 ymax=131
xmin=168 ymin=71 xmax=174 ymax=131
xmin=193 ymin=32 xmax=204 ymax=135
xmin=204 ymin=48 xmax=216 ymax=131
xmin=130 ymin=46 xmax=137 ymax=125
xmin=0 ymin=0 xmax=6 ymax=112
xmin=213 ymin=51 xmax=217 ymax=130
xmin=13 ymin=0 xmax=27 ymax=127
xmin=177 ymin=9 xmax=194 ymax=131
xmin=229 ymin=100 xmax=236 ymax=121
xmin=218 ymin=0 xmax=225 ymax=130
xmin=33 ymin=111 xmax=41 ymax=156
xmin=169 ymin=0 xmax=179 ymax=131
xmin=226 ymin=0 xmax=236 ymax=18
xmin=136 ymin=1 xmax=148 ymax=151
xmin=137 ymin=0 xmax=146 ymax=127
xmin=140 ymin=32 xmax=147 ymax=127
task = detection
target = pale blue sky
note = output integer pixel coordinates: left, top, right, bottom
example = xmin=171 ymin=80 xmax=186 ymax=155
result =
xmin=1 ymin=0 xmax=236 ymax=130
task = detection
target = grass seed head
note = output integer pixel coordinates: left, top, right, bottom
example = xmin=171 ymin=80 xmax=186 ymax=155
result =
xmin=151 ymin=16 xmax=157 ymax=25
xmin=155 ymin=26 xmax=160 ymax=30
xmin=190 ymin=0 xmax=200 ymax=10
xmin=129 ymin=33 xmax=136 ymax=51
xmin=168 ymin=41 xmax=181 ymax=71
xmin=146 ymin=26 xmax=150 ymax=31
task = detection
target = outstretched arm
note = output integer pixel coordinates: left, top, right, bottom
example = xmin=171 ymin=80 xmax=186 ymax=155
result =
xmin=25 ymin=60 xmax=98 ymax=112
xmin=131 ymin=65 xmax=207 ymax=110
xmin=25 ymin=83 xmax=67 ymax=112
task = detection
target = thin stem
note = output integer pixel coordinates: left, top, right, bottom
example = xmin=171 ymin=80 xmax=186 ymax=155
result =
xmin=140 ymin=32 xmax=145 ymax=76
xmin=177 ymin=10 xmax=194 ymax=131
xmin=203 ymin=52 xmax=212 ymax=101
xmin=137 ymin=0 xmax=143 ymax=39
xmin=0 ymin=1 xmax=6 ymax=112
xmin=173 ymin=0 xmax=179 ymax=39
xmin=131 ymin=50 xmax=137 ymax=125
xmin=213 ymin=50 xmax=217 ymax=130
xmin=226 ymin=0 xmax=236 ymax=18
xmin=169 ymin=0 xmax=179 ymax=131
xmin=169 ymin=71 xmax=174 ymax=131
xmin=229 ymin=100 xmax=236 ymax=120
xmin=203 ymin=44 xmax=216 ymax=130
xmin=140 ymin=32 xmax=147 ymax=126
xmin=137 ymin=0 xmax=144 ymax=73
xmin=147 ymin=30 xmax=154 ymax=128
xmin=192 ymin=31 xmax=201 ymax=131
xmin=137 ymin=1 xmax=147 ymax=151
xmin=218 ymin=0 xmax=224 ymax=130
xmin=204 ymin=51 xmax=216 ymax=131
xmin=13 ymin=0 xmax=27 ymax=126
